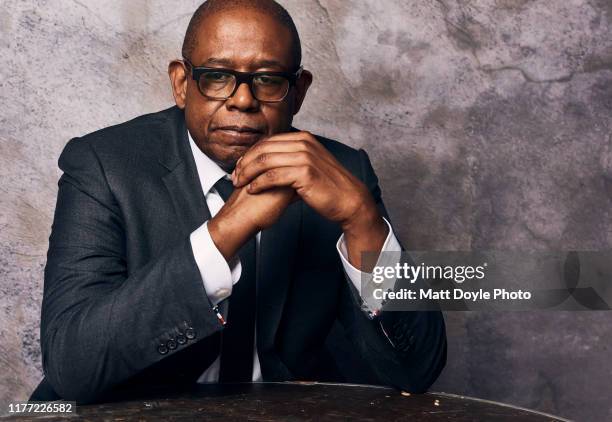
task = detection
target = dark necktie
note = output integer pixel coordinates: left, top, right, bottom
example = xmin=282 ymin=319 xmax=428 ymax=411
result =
xmin=213 ymin=177 xmax=257 ymax=382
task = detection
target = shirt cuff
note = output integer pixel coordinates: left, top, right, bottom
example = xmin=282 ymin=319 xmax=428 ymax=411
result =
xmin=336 ymin=217 xmax=402 ymax=314
xmin=190 ymin=221 xmax=242 ymax=306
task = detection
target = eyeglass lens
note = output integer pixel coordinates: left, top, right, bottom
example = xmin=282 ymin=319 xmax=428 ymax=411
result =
xmin=197 ymin=71 xmax=290 ymax=101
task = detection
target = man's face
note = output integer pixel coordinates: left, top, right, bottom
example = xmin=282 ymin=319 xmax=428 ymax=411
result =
xmin=171 ymin=8 xmax=310 ymax=171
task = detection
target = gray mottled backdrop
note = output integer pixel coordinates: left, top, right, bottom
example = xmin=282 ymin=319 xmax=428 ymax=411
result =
xmin=1 ymin=1 xmax=611 ymax=420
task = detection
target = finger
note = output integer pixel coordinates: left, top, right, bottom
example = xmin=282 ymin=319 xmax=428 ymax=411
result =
xmin=231 ymin=156 xmax=243 ymax=182
xmin=238 ymin=131 xmax=335 ymax=176
xmin=247 ymin=166 xmax=317 ymax=194
xmin=237 ymin=140 xmax=313 ymax=174
xmin=235 ymin=151 xmax=314 ymax=187
xmin=264 ymin=131 xmax=317 ymax=143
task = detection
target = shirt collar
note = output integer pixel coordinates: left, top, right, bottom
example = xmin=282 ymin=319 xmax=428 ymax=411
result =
xmin=187 ymin=131 xmax=229 ymax=196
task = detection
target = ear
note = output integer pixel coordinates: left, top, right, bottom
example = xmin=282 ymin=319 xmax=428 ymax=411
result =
xmin=291 ymin=69 xmax=312 ymax=115
xmin=168 ymin=60 xmax=189 ymax=109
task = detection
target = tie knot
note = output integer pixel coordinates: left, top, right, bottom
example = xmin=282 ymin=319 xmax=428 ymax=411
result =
xmin=214 ymin=177 xmax=234 ymax=201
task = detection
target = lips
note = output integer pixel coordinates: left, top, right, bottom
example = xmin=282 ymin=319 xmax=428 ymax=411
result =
xmin=212 ymin=125 xmax=265 ymax=145
xmin=214 ymin=125 xmax=263 ymax=133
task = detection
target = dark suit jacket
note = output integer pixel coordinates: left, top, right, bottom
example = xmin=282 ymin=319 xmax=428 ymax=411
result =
xmin=32 ymin=106 xmax=446 ymax=403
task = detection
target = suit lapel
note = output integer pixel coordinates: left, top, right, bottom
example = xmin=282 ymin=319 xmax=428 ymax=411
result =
xmin=158 ymin=107 xmax=212 ymax=237
xmin=162 ymin=163 xmax=212 ymax=236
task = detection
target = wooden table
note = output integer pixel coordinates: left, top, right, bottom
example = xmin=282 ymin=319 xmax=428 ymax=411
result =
xmin=5 ymin=382 xmax=568 ymax=421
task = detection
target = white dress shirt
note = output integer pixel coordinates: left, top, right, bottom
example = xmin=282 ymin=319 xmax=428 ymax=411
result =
xmin=186 ymin=132 xmax=401 ymax=383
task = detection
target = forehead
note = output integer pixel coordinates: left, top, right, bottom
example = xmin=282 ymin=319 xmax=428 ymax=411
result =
xmin=190 ymin=9 xmax=294 ymax=70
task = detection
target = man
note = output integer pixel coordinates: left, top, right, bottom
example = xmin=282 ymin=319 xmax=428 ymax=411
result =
xmin=32 ymin=0 xmax=446 ymax=403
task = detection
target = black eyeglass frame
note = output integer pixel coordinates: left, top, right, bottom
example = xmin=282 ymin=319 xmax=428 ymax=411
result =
xmin=183 ymin=58 xmax=303 ymax=103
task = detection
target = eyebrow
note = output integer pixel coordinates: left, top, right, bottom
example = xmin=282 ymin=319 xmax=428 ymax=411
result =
xmin=203 ymin=57 xmax=288 ymax=70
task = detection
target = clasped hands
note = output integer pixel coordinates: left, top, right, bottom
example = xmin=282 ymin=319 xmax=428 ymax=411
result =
xmin=208 ymin=131 xmax=388 ymax=271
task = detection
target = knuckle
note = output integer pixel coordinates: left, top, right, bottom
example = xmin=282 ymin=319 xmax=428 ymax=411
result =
xmin=303 ymin=131 xmax=316 ymax=143
xmin=303 ymin=165 xmax=315 ymax=179
xmin=257 ymin=153 xmax=267 ymax=163
xmin=252 ymin=142 xmax=264 ymax=155
xmin=302 ymin=151 xmax=315 ymax=165
xmin=265 ymin=169 xmax=276 ymax=179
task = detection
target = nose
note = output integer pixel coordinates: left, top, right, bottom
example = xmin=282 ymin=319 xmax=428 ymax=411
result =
xmin=225 ymin=82 xmax=260 ymax=112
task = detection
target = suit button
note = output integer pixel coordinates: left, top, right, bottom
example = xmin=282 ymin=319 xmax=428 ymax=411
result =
xmin=185 ymin=327 xmax=196 ymax=340
xmin=176 ymin=333 xmax=187 ymax=345
xmin=167 ymin=339 xmax=177 ymax=350
xmin=157 ymin=343 xmax=168 ymax=355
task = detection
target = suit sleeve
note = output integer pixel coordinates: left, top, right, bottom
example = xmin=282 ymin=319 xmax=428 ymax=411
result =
xmin=336 ymin=148 xmax=447 ymax=393
xmin=41 ymin=138 xmax=222 ymax=403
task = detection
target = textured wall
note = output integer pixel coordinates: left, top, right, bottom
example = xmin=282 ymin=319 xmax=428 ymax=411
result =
xmin=1 ymin=0 xmax=611 ymax=420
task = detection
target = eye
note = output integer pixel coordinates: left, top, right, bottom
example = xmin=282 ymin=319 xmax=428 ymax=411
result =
xmin=255 ymin=75 xmax=285 ymax=86
xmin=204 ymin=72 xmax=232 ymax=83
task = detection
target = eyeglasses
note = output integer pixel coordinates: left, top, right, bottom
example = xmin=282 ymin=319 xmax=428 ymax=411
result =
xmin=183 ymin=58 xmax=303 ymax=103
